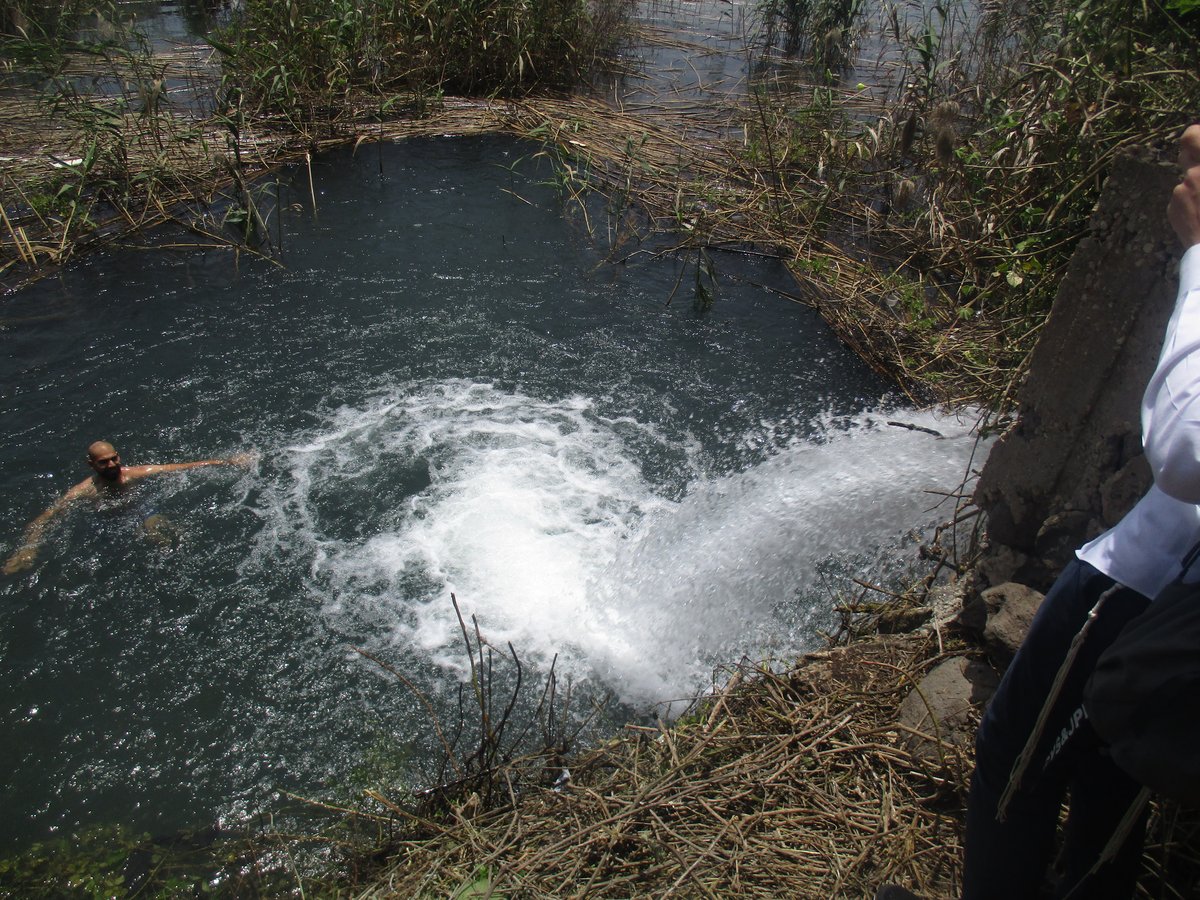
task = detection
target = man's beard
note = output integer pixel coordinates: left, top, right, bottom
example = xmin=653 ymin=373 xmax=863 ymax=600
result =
xmin=96 ymin=466 xmax=121 ymax=481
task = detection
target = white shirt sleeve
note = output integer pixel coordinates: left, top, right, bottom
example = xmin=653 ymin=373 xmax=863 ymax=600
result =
xmin=1142 ymin=244 xmax=1200 ymax=502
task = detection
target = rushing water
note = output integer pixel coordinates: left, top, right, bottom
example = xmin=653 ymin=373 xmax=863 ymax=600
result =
xmin=0 ymin=135 xmax=985 ymax=852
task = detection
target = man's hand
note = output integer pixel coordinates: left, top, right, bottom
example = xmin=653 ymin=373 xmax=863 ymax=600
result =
xmin=1181 ymin=123 xmax=1200 ymax=171
xmin=4 ymin=545 xmax=36 ymax=575
xmin=227 ymin=451 xmax=257 ymax=468
xmin=1169 ymin=124 xmax=1200 ymax=250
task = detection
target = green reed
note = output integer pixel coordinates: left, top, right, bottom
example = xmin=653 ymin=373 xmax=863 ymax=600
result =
xmin=0 ymin=1 xmax=258 ymax=281
xmin=758 ymin=0 xmax=867 ymax=72
xmin=744 ymin=0 xmax=1200 ymax=408
xmin=0 ymin=0 xmax=91 ymax=64
xmin=212 ymin=0 xmax=631 ymax=123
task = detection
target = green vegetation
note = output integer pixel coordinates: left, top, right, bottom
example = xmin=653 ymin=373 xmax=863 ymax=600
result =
xmin=0 ymin=823 xmax=304 ymax=898
xmin=210 ymin=0 xmax=631 ymax=124
xmin=2 ymin=1 xmax=1200 ymax=891
xmin=759 ymin=0 xmax=865 ymax=71
xmin=0 ymin=1 xmax=241 ymax=279
xmin=0 ymin=0 xmax=91 ymax=65
xmin=0 ymin=0 xmax=632 ymax=284
xmin=1 ymin=0 xmax=1195 ymax=406
xmin=746 ymin=0 xmax=1200 ymax=408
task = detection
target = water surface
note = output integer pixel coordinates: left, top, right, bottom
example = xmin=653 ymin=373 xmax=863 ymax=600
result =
xmin=0 ymin=135 xmax=980 ymax=850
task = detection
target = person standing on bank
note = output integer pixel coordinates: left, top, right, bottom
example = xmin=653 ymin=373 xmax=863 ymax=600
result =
xmin=3 ymin=440 xmax=254 ymax=575
xmin=958 ymin=124 xmax=1200 ymax=900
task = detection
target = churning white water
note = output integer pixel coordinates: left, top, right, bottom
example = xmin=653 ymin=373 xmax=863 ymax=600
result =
xmin=258 ymin=380 xmax=985 ymax=705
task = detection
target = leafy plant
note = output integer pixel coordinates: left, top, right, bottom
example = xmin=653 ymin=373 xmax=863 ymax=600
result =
xmin=747 ymin=0 xmax=1200 ymax=406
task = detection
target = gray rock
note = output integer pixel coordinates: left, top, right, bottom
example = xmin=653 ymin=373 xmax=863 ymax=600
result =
xmin=971 ymin=543 xmax=1032 ymax=593
xmin=927 ymin=581 xmax=967 ymax=628
xmin=1034 ymin=510 xmax=1090 ymax=562
xmin=897 ymin=657 xmax=999 ymax=766
xmin=955 ymin=594 xmax=987 ymax=638
xmin=980 ymin=582 xmax=1045 ymax=668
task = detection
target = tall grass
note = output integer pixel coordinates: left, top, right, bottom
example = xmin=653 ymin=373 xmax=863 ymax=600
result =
xmin=0 ymin=1 xmax=261 ymax=280
xmin=0 ymin=0 xmax=90 ymax=61
xmin=212 ymin=0 xmax=632 ymax=124
xmin=0 ymin=0 xmax=629 ymax=282
xmin=759 ymin=0 xmax=867 ymax=71
xmin=745 ymin=0 xmax=1200 ymax=408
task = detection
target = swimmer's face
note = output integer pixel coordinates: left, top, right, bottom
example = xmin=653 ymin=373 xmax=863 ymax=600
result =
xmin=88 ymin=448 xmax=122 ymax=481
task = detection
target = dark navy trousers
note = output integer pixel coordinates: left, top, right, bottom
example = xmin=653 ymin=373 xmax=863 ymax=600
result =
xmin=962 ymin=560 xmax=1151 ymax=900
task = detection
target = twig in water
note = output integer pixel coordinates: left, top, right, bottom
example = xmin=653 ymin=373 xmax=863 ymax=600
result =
xmin=887 ymin=420 xmax=943 ymax=437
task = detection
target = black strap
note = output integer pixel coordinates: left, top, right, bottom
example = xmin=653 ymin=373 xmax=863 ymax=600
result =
xmin=1181 ymin=539 xmax=1200 ymax=577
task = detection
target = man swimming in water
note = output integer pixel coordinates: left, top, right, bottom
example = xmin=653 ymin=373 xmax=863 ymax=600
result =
xmin=3 ymin=440 xmax=254 ymax=574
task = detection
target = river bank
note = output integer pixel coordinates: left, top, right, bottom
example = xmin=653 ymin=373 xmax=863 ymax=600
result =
xmin=5 ymin=1 xmax=1196 ymax=411
xmin=3 ymin=1 xmax=1200 ymax=895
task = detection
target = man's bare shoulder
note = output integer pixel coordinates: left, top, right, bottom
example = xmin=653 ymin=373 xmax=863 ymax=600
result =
xmin=120 ymin=464 xmax=164 ymax=480
xmin=63 ymin=477 xmax=100 ymax=501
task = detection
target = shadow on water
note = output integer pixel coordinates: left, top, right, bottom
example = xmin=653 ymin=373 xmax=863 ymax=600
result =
xmin=0 ymin=134 xmax=982 ymax=855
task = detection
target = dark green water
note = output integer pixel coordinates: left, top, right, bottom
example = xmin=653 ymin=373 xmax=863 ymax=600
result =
xmin=0 ymin=135 xmax=982 ymax=852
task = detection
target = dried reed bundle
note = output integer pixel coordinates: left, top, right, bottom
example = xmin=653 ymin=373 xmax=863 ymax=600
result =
xmin=356 ymin=633 xmax=969 ymax=899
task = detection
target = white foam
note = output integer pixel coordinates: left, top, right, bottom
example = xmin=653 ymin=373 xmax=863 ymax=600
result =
xmin=255 ymin=381 xmax=988 ymax=705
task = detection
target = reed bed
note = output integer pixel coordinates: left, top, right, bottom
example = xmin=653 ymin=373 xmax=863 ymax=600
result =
xmin=345 ymin=592 xmax=1200 ymax=900
xmin=4 ymin=0 xmax=1199 ymax=411
xmin=353 ymin=632 xmax=971 ymax=899
xmin=0 ymin=69 xmax=1057 ymax=408
xmin=740 ymin=0 xmax=1200 ymax=410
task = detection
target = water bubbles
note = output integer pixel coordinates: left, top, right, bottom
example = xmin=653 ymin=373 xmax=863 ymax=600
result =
xmin=253 ymin=382 xmax=988 ymax=706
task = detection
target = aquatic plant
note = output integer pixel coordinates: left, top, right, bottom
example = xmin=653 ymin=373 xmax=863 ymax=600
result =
xmin=727 ymin=0 xmax=1200 ymax=409
xmin=0 ymin=822 xmax=302 ymax=898
xmin=757 ymin=0 xmax=867 ymax=72
xmin=211 ymin=0 xmax=633 ymax=124
xmin=0 ymin=0 xmax=632 ymax=285
xmin=0 ymin=0 xmax=91 ymax=64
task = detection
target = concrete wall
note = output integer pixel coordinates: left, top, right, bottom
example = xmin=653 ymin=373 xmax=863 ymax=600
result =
xmin=973 ymin=152 xmax=1184 ymax=591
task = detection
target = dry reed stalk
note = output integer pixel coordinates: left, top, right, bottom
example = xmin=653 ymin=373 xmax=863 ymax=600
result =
xmin=351 ymin=632 xmax=972 ymax=899
xmin=0 ymin=13 xmax=1133 ymax=410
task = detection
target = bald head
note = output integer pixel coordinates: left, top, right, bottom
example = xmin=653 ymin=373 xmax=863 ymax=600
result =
xmin=87 ymin=441 xmax=122 ymax=481
xmin=88 ymin=441 xmax=117 ymax=460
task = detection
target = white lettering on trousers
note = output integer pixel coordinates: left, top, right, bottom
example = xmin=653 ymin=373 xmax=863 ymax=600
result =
xmin=1043 ymin=705 xmax=1088 ymax=771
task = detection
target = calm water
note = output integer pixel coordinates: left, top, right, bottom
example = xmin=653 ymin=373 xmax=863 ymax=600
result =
xmin=0 ymin=135 xmax=983 ymax=851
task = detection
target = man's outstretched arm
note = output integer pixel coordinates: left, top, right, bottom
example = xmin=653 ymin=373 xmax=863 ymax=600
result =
xmin=3 ymin=479 xmax=97 ymax=574
xmin=120 ymin=452 xmax=256 ymax=482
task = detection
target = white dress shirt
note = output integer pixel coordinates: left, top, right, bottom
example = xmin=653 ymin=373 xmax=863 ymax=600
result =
xmin=1078 ymin=244 xmax=1200 ymax=597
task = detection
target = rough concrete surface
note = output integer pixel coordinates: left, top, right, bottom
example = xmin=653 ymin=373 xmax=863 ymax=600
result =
xmin=973 ymin=152 xmax=1183 ymax=591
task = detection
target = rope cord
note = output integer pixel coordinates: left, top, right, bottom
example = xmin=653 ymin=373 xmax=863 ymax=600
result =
xmin=996 ymin=583 xmax=1124 ymax=822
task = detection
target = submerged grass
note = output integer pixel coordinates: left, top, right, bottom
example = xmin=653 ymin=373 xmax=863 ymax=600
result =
xmin=0 ymin=821 xmax=311 ymax=898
